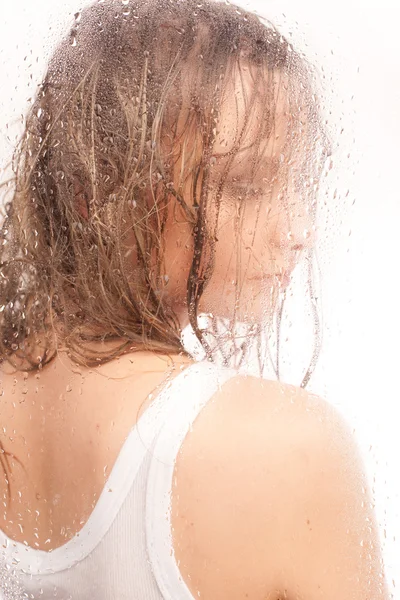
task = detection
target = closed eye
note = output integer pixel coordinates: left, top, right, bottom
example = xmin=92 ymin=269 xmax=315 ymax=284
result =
xmin=227 ymin=166 xmax=280 ymax=197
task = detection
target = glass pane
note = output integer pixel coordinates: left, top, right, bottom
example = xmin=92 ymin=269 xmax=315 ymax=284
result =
xmin=0 ymin=0 xmax=397 ymax=598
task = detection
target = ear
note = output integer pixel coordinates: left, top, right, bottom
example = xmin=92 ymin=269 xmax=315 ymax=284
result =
xmin=73 ymin=175 xmax=89 ymax=220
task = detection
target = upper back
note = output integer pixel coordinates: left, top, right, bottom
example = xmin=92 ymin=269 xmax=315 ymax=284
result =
xmin=0 ymin=351 xmax=303 ymax=557
xmin=0 ymin=350 xmax=195 ymax=549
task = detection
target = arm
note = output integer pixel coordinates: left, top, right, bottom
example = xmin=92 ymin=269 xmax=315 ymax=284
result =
xmin=271 ymin=405 xmax=390 ymax=600
xmin=171 ymin=377 xmax=390 ymax=600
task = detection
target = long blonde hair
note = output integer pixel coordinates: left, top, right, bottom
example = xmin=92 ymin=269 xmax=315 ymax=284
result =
xmin=0 ymin=0 xmax=330 ymax=372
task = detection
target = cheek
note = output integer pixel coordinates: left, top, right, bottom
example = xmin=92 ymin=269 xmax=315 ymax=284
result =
xmin=214 ymin=201 xmax=272 ymax=277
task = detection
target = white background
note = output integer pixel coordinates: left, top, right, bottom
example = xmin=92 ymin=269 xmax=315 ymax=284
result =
xmin=0 ymin=0 xmax=399 ymax=595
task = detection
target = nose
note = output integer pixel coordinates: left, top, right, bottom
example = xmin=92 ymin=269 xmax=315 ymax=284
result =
xmin=269 ymin=223 xmax=316 ymax=254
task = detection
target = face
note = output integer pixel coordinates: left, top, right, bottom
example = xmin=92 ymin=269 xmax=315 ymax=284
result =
xmin=162 ymin=65 xmax=316 ymax=326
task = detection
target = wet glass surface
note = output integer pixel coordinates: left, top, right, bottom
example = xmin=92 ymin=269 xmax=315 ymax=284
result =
xmin=0 ymin=0 xmax=398 ymax=598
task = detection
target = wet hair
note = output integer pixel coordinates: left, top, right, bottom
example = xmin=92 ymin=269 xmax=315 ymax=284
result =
xmin=0 ymin=0 xmax=331 ymax=373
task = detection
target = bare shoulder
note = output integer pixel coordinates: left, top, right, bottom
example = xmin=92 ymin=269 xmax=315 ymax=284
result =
xmin=171 ymin=374 xmax=390 ymax=600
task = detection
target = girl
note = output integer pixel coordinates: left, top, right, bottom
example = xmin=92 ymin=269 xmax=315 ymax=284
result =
xmin=0 ymin=0 xmax=389 ymax=598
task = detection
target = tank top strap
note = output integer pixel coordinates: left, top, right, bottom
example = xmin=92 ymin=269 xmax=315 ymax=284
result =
xmin=145 ymin=360 xmax=238 ymax=600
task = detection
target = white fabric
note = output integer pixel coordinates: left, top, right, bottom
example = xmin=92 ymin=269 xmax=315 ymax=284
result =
xmin=0 ymin=361 xmax=237 ymax=600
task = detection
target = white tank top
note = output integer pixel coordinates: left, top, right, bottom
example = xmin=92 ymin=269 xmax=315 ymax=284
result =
xmin=0 ymin=361 xmax=237 ymax=600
